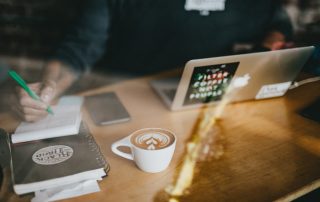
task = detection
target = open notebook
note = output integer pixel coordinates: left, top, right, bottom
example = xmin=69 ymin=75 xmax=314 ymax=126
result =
xmin=11 ymin=96 xmax=83 ymax=144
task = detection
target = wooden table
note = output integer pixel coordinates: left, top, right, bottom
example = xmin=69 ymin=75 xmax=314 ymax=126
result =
xmin=1 ymin=73 xmax=320 ymax=202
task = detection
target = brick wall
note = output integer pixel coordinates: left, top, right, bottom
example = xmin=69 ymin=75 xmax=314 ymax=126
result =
xmin=0 ymin=0 xmax=84 ymax=58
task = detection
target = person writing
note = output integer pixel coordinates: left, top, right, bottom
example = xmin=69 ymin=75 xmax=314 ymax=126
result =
xmin=14 ymin=0 xmax=294 ymax=122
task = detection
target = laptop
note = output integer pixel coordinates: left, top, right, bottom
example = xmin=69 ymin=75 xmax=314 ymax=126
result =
xmin=151 ymin=46 xmax=315 ymax=111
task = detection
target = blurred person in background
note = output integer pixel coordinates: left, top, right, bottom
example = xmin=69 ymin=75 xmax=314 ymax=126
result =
xmin=14 ymin=0 xmax=294 ymax=122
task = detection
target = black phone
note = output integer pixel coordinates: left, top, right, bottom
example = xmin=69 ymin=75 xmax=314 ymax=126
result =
xmin=84 ymin=92 xmax=131 ymax=126
xmin=299 ymin=97 xmax=320 ymax=123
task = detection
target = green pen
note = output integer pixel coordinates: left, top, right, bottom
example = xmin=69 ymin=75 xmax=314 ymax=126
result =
xmin=8 ymin=70 xmax=54 ymax=115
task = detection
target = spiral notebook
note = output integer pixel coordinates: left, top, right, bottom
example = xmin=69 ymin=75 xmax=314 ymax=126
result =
xmin=10 ymin=123 xmax=109 ymax=195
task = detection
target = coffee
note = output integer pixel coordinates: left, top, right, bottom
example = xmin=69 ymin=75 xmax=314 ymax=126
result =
xmin=112 ymin=128 xmax=177 ymax=172
xmin=131 ymin=128 xmax=175 ymax=150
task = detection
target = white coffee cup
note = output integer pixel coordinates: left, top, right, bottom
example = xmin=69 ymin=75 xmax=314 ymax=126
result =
xmin=111 ymin=128 xmax=176 ymax=173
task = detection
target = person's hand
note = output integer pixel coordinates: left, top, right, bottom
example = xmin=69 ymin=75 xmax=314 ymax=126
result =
xmin=10 ymin=60 xmax=77 ymax=122
xmin=262 ymin=31 xmax=294 ymax=50
xmin=14 ymin=80 xmax=56 ymax=122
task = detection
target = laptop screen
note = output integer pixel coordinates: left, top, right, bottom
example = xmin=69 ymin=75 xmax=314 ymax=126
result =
xmin=183 ymin=62 xmax=239 ymax=106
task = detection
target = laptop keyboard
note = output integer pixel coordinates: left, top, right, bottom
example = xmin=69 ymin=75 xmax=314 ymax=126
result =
xmin=163 ymin=88 xmax=177 ymax=101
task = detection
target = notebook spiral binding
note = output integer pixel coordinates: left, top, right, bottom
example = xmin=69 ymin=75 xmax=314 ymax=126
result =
xmin=82 ymin=123 xmax=110 ymax=173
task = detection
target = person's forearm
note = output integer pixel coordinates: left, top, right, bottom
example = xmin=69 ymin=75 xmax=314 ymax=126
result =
xmin=262 ymin=30 xmax=285 ymax=50
xmin=42 ymin=60 xmax=78 ymax=99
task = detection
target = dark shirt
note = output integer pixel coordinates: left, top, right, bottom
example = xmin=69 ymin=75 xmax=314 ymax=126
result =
xmin=53 ymin=0 xmax=293 ymax=75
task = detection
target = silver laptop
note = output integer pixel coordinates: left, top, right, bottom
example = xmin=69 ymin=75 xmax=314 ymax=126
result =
xmin=151 ymin=46 xmax=315 ymax=111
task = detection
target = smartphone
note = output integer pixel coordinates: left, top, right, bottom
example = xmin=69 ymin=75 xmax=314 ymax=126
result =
xmin=84 ymin=92 xmax=131 ymax=125
xmin=299 ymin=97 xmax=320 ymax=123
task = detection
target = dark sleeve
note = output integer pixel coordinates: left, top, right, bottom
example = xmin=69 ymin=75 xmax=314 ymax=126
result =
xmin=50 ymin=0 xmax=110 ymax=73
xmin=269 ymin=3 xmax=294 ymax=40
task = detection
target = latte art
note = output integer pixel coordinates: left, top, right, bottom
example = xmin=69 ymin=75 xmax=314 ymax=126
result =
xmin=134 ymin=133 xmax=171 ymax=150
xmin=131 ymin=129 xmax=175 ymax=150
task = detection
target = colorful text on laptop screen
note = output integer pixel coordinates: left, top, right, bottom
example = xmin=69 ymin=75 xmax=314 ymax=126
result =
xmin=183 ymin=62 xmax=239 ymax=106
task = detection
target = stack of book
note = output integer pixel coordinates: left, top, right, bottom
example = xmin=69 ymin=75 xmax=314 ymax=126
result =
xmin=10 ymin=96 xmax=109 ymax=201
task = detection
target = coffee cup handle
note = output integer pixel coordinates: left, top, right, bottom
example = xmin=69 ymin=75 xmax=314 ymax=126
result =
xmin=111 ymin=136 xmax=134 ymax=160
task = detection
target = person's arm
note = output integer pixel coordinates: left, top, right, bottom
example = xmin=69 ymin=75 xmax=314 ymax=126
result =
xmin=15 ymin=0 xmax=110 ymax=122
xmin=42 ymin=60 xmax=78 ymax=100
xmin=50 ymin=0 xmax=110 ymax=73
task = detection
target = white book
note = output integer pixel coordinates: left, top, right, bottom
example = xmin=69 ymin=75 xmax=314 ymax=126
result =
xmin=11 ymin=96 xmax=83 ymax=144
xmin=32 ymin=179 xmax=101 ymax=202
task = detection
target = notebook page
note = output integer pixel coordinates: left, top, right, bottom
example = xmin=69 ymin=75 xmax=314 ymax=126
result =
xmin=15 ymin=105 xmax=79 ymax=133
xmin=12 ymin=96 xmax=83 ymax=143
